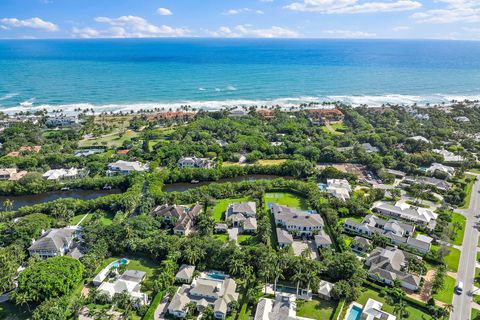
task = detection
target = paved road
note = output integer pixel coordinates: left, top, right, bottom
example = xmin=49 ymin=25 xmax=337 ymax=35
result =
xmin=451 ymin=176 xmax=480 ymax=320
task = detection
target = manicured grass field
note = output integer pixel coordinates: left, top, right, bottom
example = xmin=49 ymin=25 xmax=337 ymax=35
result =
xmin=472 ymin=308 xmax=480 ymax=320
xmin=356 ymin=287 xmax=429 ymax=319
xmin=264 ymin=192 xmax=309 ymax=210
xmin=296 ymin=297 xmax=337 ymax=319
xmin=451 ymin=212 xmax=466 ymax=245
xmin=461 ymin=174 xmax=476 ymax=209
xmin=433 ymin=275 xmax=455 ymax=304
xmin=256 ymin=159 xmax=288 ymax=166
xmin=69 ymin=213 xmax=92 ymax=226
xmin=212 ymin=197 xmax=249 ymax=222
xmin=470 ymin=168 xmax=480 ymax=175
xmin=214 ymin=234 xmax=230 ymax=242
xmin=445 ymin=247 xmax=461 ymax=272
xmin=101 ymin=256 xmax=159 ymax=279
xmin=79 ymin=129 xmax=140 ymax=148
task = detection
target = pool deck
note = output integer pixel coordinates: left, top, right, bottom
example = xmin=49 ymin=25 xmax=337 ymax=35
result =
xmin=344 ymin=302 xmax=363 ymax=320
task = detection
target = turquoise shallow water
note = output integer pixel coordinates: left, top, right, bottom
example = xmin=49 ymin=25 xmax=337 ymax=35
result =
xmin=0 ymin=38 xmax=479 ymax=113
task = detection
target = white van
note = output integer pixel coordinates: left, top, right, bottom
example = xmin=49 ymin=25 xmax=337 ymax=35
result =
xmin=455 ymin=281 xmax=464 ymax=294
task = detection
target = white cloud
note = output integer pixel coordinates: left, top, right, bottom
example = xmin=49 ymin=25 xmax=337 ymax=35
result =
xmin=210 ymin=25 xmax=299 ymax=38
xmin=71 ymin=27 xmax=100 ymax=38
xmin=0 ymin=17 xmax=58 ymax=31
xmin=412 ymin=0 xmax=480 ymax=24
xmin=392 ymin=25 xmax=411 ymax=31
xmin=285 ymin=0 xmax=421 ymax=14
xmin=157 ymin=8 xmax=173 ymax=16
xmin=322 ymin=29 xmax=377 ymax=38
xmin=86 ymin=15 xmax=188 ymax=38
xmin=222 ymin=8 xmax=264 ymax=15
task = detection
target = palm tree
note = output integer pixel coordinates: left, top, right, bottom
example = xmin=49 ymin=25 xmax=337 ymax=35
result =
xmin=394 ymin=298 xmax=407 ymax=319
xmin=14 ymin=292 xmax=31 ymax=313
xmin=3 ymin=199 xmax=13 ymax=212
xmin=442 ymin=304 xmax=454 ymax=319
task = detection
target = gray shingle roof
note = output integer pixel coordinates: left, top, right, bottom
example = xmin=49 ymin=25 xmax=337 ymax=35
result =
xmin=28 ymin=228 xmax=75 ymax=252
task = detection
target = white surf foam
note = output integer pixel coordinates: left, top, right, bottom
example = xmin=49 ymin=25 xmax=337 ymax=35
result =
xmin=1 ymin=94 xmax=479 ymax=115
xmin=0 ymin=93 xmax=19 ymax=101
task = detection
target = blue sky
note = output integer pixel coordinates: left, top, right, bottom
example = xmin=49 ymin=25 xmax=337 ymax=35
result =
xmin=0 ymin=0 xmax=479 ymax=40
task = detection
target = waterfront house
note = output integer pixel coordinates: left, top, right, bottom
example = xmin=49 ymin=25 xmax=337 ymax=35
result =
xmin=168 ymin=272 xmax=239 ymax=319
xmin=365 ymin=247 xmax=421 ymax=291
xmin=228 ymin=108 xmax=248 ymax=118
xmin=0 ymin=168 xmax=27 ymax=181
xmin=45 ymin=116 xmax=79 ymax=127
xmin=178 ymin=156 xmax=214 ymax=169
xmin=28 ymin=227 xmax=79 ymax=259
xmin=306 ymin=108 xmax=344 ymax=125
xmin=107 ymin=160 xmax=147 ymax=175
xmin=42 ymin=167 xmax=85 ymax=181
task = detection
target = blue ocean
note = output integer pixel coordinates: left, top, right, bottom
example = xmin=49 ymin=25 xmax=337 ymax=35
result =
xmin=0 ymin=39 xmax=479 ymax=113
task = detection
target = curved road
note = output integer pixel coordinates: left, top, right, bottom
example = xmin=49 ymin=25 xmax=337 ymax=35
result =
xmin=451 ymin=175 xmax=480 ymax=320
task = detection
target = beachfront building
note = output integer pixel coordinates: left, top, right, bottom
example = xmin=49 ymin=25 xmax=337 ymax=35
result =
xmin=151 ymin=203 xmax=202 ymax=236
xmin=271 ymin=204 xmax=325 ymax=237
xmin=228 ymin=108 xmax=248 ymax=118
xmin=306 ymin=108 xmax=344 ymax=125
xmin=107 ymin=160 xmax=147 ymax=175
xmin=28 ymin=227 xmax=80 ymax=259
xmin=365 ymin=247 xmax=422 ymax=291
xmin=426 ymin=163 xmax=455 ymax=177
xmin=97 ymin=269 xmax=148 ymax=305
xmin=175 ymin=265 xmax=196 ymax=284
xmin=432 ymin=149 xmax=465 ymax=163
xmin=372 ymin=201 xmax=438 ymax=230
xmin=225 ymin=202 xmax=257 ymax=233
xmin=178 ymin=156 xmax=214 ymax=169
xmin=403 ymin=176 xmax=451 ymax=192
xmin=42 ymin=167 xmax=85 ymax=181
xmin=0 ymin=168 xmax=27 ymax=181
xmin=344 ymin=214 xmax=431 ymax=254
xmin=45 ymin=116 xmax=79 ymax=127
xmin=168 ymin=272 xmax=239 ymax=319
xmin=326 ymin=179 xmax=352 ymax=201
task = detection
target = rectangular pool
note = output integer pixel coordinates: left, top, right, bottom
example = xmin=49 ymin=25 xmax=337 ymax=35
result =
xmin=347 ymin=305 xmax=363 ymax=320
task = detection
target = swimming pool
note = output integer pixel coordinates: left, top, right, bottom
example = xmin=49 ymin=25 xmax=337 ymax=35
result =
xmin=111 ymin=258 xmax=129 ymax=268
xmin=275 ymin=285 xmax=298 ymax=295
xmin=206 ymin=273 xmax=226 ymax=280
xmin=347 ymin=305 xmax=363 ymax=320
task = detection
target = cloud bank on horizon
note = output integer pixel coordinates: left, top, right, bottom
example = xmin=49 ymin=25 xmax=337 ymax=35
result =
xmin=0 ymin=0 xmax=479 ymax=40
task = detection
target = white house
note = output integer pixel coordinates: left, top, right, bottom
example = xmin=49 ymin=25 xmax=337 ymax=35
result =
xmin=361 ymin=298 xmax=396 ymax=320
xmin=372 ymin=201 xmax=438 ymax=229
xmin=28 ymin=227 xmax=80 ymax=259
xmin=178 ymin=157 xmax=214 ymax=169
xmin=175 ymin=264 xmax=196 ymax=284
xmin=42 ymin=168 xmax=84 ymax=181
xmin=326 ymin=179 xmax=352 ymax=201
xmin=254 ymin=293 xmax=315 ymax=320
xmin=97 ymin=269 xmax=148 ymax=305
xmin=426 ymin=163 xmax=455 ymax=177
xmin=168 ymin=272 xmax=239 ymax=319
xmin=107 ymin=160 xmax=147 ymax=175
xmin=271 ymin=204 xmax=324 ymax=237
xmin=432 ymin=149 xmax=465 ymax=163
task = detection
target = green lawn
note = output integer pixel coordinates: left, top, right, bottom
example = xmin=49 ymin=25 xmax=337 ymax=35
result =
xmin=445 ymin=247 xmax=461 ymax=272
xmin=69 ymin=213 xmax=92 ymax=226
xmin=256 ymin=159 xmax=288 ymax=166
xmin=100 ymin=256 xmax=159 ymax=279
xmin=264 ymin=192 xmax=309 ymax=210
xmin=461 ymin=175 xmax=476 ymax=209
xmin=433 ymin=275 xmax=455 ymax=304
xmin=213 ymin=234 xmax=230 ymax=242
xmin=211 ymin=197 xmax=249 ymax=222
xmin=296 ymin=297 xmax=337 ymax=319
xmin=356 ymin=287 xmax=429 ymax=319
xmin=451 ymin=212 xmax=466 ymax=245
xmin=338 ymin=215 xmax=363 ymax=226
xmin=99 ymin=212 xmax=115 ymax=226
xmin=469 ymin=168 xmax=480 ymax=174
xmin=472 ymin=308 xmax=480 ymax=320
xmin=78 ymin=129 xmax=140 ymax=148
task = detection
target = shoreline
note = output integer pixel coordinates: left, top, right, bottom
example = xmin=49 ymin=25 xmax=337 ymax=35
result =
xmin=1 ymin=94 xmax=479 ymax=116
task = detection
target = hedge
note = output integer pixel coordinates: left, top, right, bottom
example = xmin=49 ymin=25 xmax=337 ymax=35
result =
xmin=143 ymin=290 xmax=166 ymax=320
